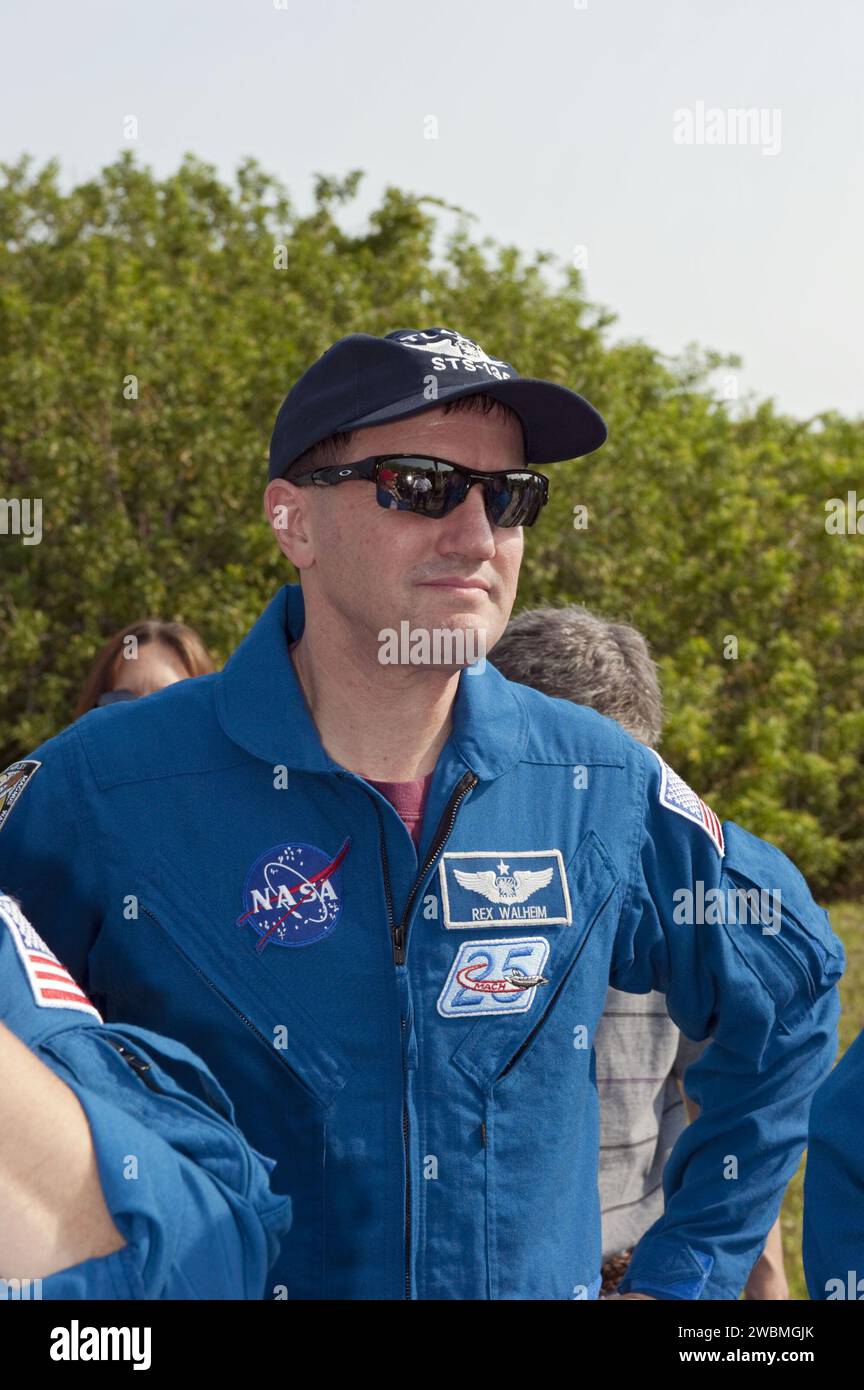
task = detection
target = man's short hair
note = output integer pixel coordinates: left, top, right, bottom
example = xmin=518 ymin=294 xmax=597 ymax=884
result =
xmin=280 ymin=393 xmax=524 ymax=483
xmin=491 ymin=604 xmax=663 ymax=748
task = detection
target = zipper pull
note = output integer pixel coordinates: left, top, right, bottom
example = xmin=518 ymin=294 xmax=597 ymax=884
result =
xmin=405 ymin=1017 xmax=419 ymax=1071
xmin=400 ymin=1011 xmax=419 ymax=1070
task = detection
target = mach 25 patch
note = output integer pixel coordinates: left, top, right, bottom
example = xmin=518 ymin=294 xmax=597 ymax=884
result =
xmin=0 ymin=760 xmax=41 ymax=833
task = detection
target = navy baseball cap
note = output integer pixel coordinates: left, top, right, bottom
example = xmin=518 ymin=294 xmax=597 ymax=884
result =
xmin=268 ymin=327 xmax=607 ymax=481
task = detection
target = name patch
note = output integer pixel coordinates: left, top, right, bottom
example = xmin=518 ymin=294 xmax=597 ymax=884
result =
xmin=438 ymin=850 xmax=572 ymax=928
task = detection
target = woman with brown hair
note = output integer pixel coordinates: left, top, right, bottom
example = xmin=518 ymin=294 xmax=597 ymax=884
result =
xmin=74 ymin=620 xmax=215 ymax=718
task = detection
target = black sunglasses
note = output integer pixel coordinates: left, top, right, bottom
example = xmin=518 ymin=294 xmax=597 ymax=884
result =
xmin=292 ymin=454 xmax=549 ymax=528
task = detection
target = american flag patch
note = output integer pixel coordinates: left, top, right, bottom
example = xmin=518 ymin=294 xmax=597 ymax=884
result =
xmin=0 ymin=894 xmax=102 ymax=1021
xmin=651 ymin=750 xmax=724 ymax=857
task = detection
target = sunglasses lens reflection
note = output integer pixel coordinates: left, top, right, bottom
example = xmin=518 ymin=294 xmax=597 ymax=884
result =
xmin=375 ymin=458 xmax=546 ymax=527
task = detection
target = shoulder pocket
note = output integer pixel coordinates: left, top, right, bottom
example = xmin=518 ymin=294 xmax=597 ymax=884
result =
xmin=449 ymin=831 xmax=620 ymax=1093
xmin=720 ymin=822 xmax=844 ymax=1032
xmin=38 ymin=1024 xmax=256 ymax=1196
xmin=104 ymin=1022 xmax=238 ymax=1121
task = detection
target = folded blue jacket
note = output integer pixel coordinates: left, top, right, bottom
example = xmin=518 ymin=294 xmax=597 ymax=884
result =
xmin=0 ymin=583 xmax=844 ymax=1299
xmin=0 ymin=893 xmax=291 ymax=1298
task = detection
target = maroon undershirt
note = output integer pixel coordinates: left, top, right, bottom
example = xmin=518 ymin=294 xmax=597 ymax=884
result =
xmin=364 ymin=774 xmax=433 ymax=850
xmin=289 ymin=638 xmax=433 ymax=849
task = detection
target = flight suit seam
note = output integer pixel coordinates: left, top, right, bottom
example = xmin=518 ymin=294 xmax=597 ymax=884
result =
xmin=78 ymin=750 xmax=254 ymax=793
xmin=517 ymin=756 xmax=626 ymax=769
xmin=617 ymin=746 xmax=651 ymax=953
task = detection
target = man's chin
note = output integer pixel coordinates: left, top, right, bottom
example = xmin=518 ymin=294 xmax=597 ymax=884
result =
xmin=377 ymin=600 xmax=493 ymax=671
xmin=414 ymin=607 xmax=494 ymax=647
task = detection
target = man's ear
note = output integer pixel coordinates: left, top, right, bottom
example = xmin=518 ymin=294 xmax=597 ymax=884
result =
xmin=264 ymin=478 xmax=315 ymax=570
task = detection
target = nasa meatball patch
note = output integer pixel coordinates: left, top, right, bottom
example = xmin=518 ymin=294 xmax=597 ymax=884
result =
xmin=0 ymin=760 xmax=41 ymax=833
xmin=236 ymin=839 xmax=350 ymax=953
xmin=438 ymin=850 xmax=572 ymax=929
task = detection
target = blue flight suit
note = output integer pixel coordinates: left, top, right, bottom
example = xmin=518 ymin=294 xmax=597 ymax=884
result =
xmin=803 ymin=1026 xmax=864 ymax=1300
xmin=0 ymin=892 xmax=291 ymax=1299
xmin=0 ymin=583 xmax=844 ymax=1299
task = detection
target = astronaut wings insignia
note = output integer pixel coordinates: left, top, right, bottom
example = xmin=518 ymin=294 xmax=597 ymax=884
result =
xmin=453 ymin=862 xmax=554 ymax=905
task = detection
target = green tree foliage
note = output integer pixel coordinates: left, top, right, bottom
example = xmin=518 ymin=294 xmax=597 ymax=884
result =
xmin=1 ymin=153 xmax=862 ymax=891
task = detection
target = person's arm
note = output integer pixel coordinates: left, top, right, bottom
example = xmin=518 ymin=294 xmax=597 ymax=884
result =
xmin=743 ymin=1218 xmax=788 ymax=1300
xmin=34 ymin=1026 xmax=293 ymax=1299
xmin=0 ymin=1016 xmax=292 ymax=1298
xmin=680 ymin=1090 xmax=789 ymax=1300
xmin=610 ymin=746 xmax=843 ymax=1301
xmin=0 ymin=888 xmax=292 ymax=1299
xmin=803 ymin=1026 xmax=864 ymax=1299
xmin=0 ymin=1019 xmax=125 ymax=1279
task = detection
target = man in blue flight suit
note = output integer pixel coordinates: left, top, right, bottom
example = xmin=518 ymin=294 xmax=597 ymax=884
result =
xmin=802 ymin=1026 xmax=864 ymax=1300
xmin=0 ymin=326 xmax=845 ymax=1300
xmin=0 ymin=891 xmax=291 ymax=1299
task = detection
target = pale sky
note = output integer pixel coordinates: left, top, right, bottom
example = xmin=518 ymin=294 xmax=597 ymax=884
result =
xmin=2 ymin=0 xmax=862 ymax=418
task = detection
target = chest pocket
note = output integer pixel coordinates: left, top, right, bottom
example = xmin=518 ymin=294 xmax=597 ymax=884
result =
xmin=448 ymin=830 xmax=620 ymax=1093
xmin=132 ymin=849 xmax=355 ymax=1111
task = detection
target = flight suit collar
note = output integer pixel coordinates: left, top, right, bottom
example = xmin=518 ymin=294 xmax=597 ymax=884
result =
xmin=215 ymin=583 xmax=530 ymax=781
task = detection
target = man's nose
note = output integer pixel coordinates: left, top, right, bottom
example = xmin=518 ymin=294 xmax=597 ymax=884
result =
xmin=435 ymin=482 xmax=499 ymax=556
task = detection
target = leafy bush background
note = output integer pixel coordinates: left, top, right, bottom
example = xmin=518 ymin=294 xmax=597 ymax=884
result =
xmin=2 ymin=153 xmax=863 ymax=894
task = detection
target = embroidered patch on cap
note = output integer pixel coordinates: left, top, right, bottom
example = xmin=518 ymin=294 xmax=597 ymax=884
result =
xmin=437 ymin=936 xmax=551 ymax=1018
xmin=236 ymin=839 xmax=350 ymax=952
xmin=438 ymin=850 xmax=572 ymax=929
xmin=392 ymin=328 xmax=512 ymax=376
xmin=0 ymin=894 xmax=102 ymax=1020
xmin=651 ymin=749 xmax=724 ymax=857
xmin=0 ymin=760 xmax=41 ymax=833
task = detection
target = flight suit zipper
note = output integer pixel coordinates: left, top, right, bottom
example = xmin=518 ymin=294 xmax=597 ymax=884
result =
xmin=112 ymin=1042 xmax=158 ymax=1090
xmin=347 ymin=768 xmax=478 ymax=1299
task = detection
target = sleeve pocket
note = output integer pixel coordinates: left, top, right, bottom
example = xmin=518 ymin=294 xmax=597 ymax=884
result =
xmin=720 ymin=822 xmax=845 ymax=1033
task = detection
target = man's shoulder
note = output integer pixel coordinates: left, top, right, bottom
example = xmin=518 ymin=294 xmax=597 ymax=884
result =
xmin=504 ymin=677 xmax=646 ymax=771
xmin=60 ymin=672 xmax=243 ymax=791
